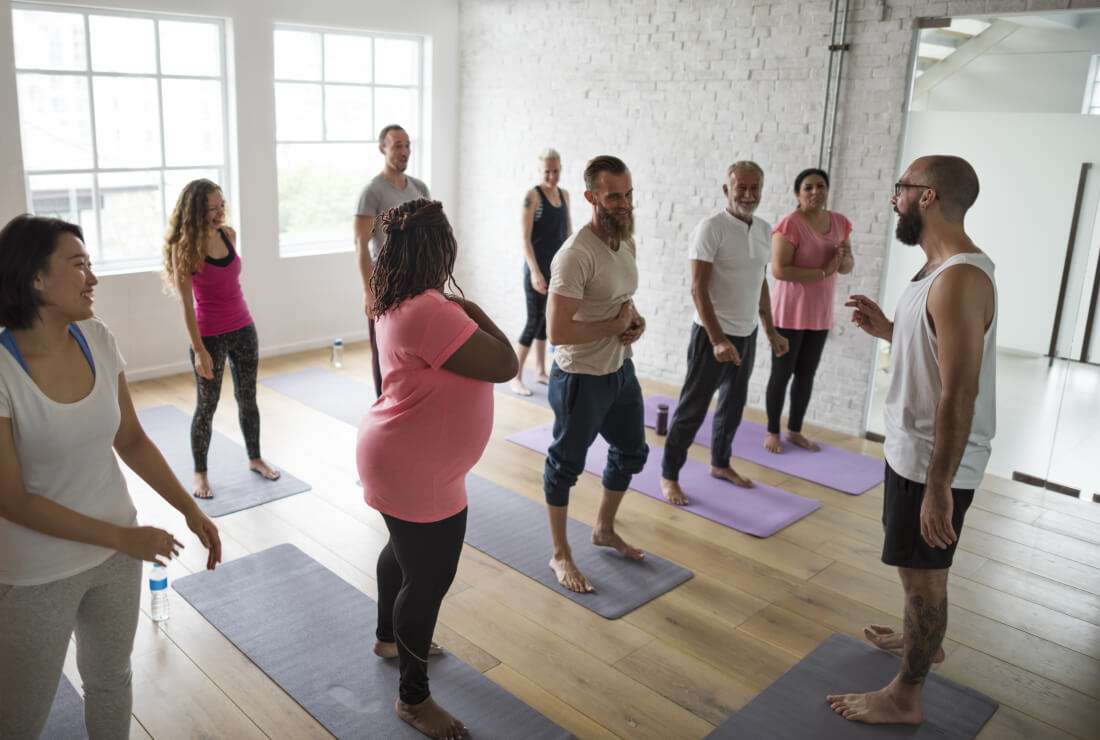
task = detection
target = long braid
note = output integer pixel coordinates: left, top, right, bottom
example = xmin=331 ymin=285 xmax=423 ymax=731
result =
xmin=370 ymin=199 xmax=463 ymax=316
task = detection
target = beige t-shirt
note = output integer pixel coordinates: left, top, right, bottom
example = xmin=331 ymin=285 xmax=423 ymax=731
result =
xmin=548 ymin=225 xmax=638 ymax=375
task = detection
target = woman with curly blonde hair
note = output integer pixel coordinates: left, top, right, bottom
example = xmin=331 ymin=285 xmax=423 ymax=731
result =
xmin=163 ymin=179 xmax=279 ymax=499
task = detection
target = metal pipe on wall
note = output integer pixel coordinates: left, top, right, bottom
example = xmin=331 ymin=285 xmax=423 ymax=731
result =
xmin=818 ymin=0 xmax=851 ymax=174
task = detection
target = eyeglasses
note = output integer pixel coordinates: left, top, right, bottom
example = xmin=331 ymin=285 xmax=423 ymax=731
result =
xmin=894 ymin=182 xmax=933 ymax=197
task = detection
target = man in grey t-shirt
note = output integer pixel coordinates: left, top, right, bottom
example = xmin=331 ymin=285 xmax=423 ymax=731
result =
xmin=353 ymin=124 xmax=430 ymax=391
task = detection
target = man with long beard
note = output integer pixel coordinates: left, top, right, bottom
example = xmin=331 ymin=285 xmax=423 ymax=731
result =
xmin=659 ymin=161 xmax=789 ymax=505
xmin=543 ymin=155 xmax=648 ymax=593
xmin=835 ymin=155 xmax=996 ymax=725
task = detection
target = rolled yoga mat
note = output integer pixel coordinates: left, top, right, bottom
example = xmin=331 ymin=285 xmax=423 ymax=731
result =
xmin=259 ymin=366 xmax=375 ymax=427
xmin=706 ymin=633 xmax=998 ymax=739
xmin=464 ymin=474 xmax=693 ymax=619
xmin=507 ymin=424 xmax=820 ymax=538
xmin=644 ymin=395 xmax=884 ymax=495
xmin=41 ymin=674 xmax=88 ymax=740
xmin=136 ymin=405 xmax=310 ymax=518
xmin=173 ymin=544 xmax=573 ymax=740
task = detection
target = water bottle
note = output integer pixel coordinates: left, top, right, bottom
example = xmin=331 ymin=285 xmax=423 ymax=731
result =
xmin=332 ymin=338 xmax=344 ymax=368
xmin=149 ymin=562 xmax=169 ymax=622
xmin=656 ymin=403 xmax=670 ymax=435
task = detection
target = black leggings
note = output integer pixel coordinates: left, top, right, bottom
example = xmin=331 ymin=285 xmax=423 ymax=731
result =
xmin=375 ymin=507 xmax=467 ymax=705
xmin=517 ymin=265 xmax=548 ymax=347
xmin=765 ymin=327 xmax=829 ymax=434
xmin=188 ymin=323 xmax=261 ymax=472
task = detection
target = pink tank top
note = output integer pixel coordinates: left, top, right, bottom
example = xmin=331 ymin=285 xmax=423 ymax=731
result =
xmin=190 ymin=229 xmax=253 ymax=337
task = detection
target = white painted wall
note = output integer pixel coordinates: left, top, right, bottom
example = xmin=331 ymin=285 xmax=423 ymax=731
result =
xmin=885 ymin=111 xmax=1100 ymax=355
xmin=0 ymin=0 xmax=459 ymax=379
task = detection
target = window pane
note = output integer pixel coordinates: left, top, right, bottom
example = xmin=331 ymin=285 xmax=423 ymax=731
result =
xmin=97 ymin=171 xmax=162 ymax=263
xmin=324 ymin=34 xmax=371 ymax=83
xmin=277 ymin=142 xmax=376 ymax=252
xmin=164 ymin=168 xmax=222 ymax=223
xmin=16 ymin=74 xmax=94 ymax=170
xmin=89 ymin=15 xmax=155 ymax=74
xmin=325 ymin=85 xmax=371 ymax=141
xmin=274 ymin=30 xmax=320 ymax=80
xmin=375 ymin=87 xmax=418 ymax=139
xmin=28 ymin=173 xmax=96 ymax=241
xmin=162 ymin=79 xmax=224 ymax=166
xmin=160 ymin=21 xmax=219 ymax=77
xmin=374 ymin=38 xmax=418 ymax=85
xmin=275 ymin=82 xmax=322 ymax=141
xmin=12 ymin=9 xmax=87 ymax=71
xmin=93 ymin=77 xmax=162 ymax=169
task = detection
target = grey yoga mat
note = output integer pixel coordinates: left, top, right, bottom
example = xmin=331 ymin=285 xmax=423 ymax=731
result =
xmin=173 ymin=544 xmax=573 ymax=740
xmin=259 ymin=367 xmax=375 ymax=427
xmin=494 ymin=368 xmax=552 ymax=409
xmin=41 ymin=674 xmax=88 ymax=740
xmin=706 ymin=633 xmax=998 ymax=739
xmin=464 ymin=474 xmax=693 ymax=619
xmin=136 ymin=405 xmax=310 ymax=518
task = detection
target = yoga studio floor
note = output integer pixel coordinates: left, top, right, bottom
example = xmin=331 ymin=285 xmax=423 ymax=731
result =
xmin=71 ymin=341 xmax=1096 ymax=739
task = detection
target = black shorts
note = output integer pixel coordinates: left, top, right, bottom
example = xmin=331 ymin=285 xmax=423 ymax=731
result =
xmin=882 ymin=462 xmax=974 ymax=569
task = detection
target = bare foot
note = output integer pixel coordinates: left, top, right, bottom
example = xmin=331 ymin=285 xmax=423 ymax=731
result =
xmin=509 ymin=378 xmax=533 ymax=396
xmin=395 ymin=696 xmax=468 ymax=739
xmin=534 ymin=372 xmax=549 ymax=385
xmin=591 ymin=530 xmax=645 ymax=560
xmin=785 ymin=430 xmax=821 ymax=452
xmin=249 ymin=459 xmax=281 ymax=480
xmin=549 ymin=555 xmax=594 ymax=593
xmin=193 ymin=472 xmax=213 ymax=499
xmin=373 ymin=640 xmax=443 ymax=659
xmin=660 ymin=478 xmax=689 ymax=506
xmin=763 ymin=432 xmax=783 ymax=454
xmin=710 ymin=466 xmax=754 ymax=488
xmin=826 ymin=683 xmax=923 ymax=725
xmin=863 ymin=624 xmax=944 ymax=663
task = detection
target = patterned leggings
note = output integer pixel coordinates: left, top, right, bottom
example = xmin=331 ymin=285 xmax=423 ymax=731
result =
xmin=189 ymin=323 xmax=261 ymax=472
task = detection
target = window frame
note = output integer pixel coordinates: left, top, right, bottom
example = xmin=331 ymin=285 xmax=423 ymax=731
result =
xmin=1085 ymin=54 xmax=1100 ymax=115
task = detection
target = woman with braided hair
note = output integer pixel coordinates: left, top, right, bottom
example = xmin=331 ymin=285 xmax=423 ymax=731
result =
xmin=162 ymin=179 xmax=280 ymax=499
xmin=357 ymin=199 xmax=516 ymax=739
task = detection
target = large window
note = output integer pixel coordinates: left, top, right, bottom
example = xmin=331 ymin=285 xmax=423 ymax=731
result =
xmin=11 ymin=3 xmax=229 ymax=272
xmin=1086 ymin=55 xmax=1100 ymax=115
xmin=274 ymin=26 xmax=423 ymax=255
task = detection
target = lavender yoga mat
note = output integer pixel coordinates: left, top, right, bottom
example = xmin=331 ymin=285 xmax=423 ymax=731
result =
xmin=644 ymin=395 xmax=883 ymax=495
xmin=507 ymin=424 xmax=820 ymax=538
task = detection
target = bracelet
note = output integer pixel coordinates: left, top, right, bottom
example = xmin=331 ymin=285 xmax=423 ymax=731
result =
xmin=821 ymin=269 xmax=827 ymax=280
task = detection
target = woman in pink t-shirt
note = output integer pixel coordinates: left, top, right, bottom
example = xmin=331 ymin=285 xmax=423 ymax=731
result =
xmin=358 ymin=199 xmax=516 ymax=740
xmin=162 ymin=180 xmax=280 ymax=499
xmin=764 ymin=168 xmax=855 ymax=454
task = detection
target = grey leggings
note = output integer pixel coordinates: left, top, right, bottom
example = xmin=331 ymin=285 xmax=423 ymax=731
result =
xmin=0 ymin=551 xmax=141 ymax=739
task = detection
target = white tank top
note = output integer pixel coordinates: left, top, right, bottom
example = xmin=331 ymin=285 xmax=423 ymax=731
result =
xmin=883 ymin=252 xmax=997 ymax=489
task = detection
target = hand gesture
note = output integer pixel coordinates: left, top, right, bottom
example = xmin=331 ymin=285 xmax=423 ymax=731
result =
xmin=530 ymin=269 xmax=548 ymax=296
xmin=920 ymin=486 xmax=957 ymax=549
xmin=712 ymin=339 xmax=741 ymax=364
xmin=193 ymin=347 xmax=214 ymax=380
xmin=613 ymin=301 xmax=635 ymax=334
xmin=768 ymin=332 xmax=790 ymax=358
xmin=621 ymin=311 xmax=646 ymax=345
xmin=186 ymin=509 xmax=222 ymax=570
xmin=122 ymin=526 xmax=183 ymax=566
xmin=845 ymin=294 xmax=892 ymax=340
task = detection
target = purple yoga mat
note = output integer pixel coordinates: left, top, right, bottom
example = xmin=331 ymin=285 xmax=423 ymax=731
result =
xmin=644 ymin=395 xmax=883 ymax=495
xmin=507 ymin=424 xmax=820 ymax=538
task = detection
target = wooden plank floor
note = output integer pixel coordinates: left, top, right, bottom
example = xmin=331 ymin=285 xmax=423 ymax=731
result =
xmin=77 ymin=341 xmax=1098 ymax=739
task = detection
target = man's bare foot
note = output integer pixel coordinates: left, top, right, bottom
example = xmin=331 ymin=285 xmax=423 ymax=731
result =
xmin=763 ymin=432 xmax=783 ymax=454
xmin=826 ymin=684 xmax=923 ymax=725
xmin=710 ymin=466 xmax=754 ymax=488
xmin=193 ymin=472 xmax=213 ymax=499
xmin=249 ymin=459 xmax=281 ymax=480
xmin=373 ymin=640 xmax=443 ymax=659
xmin=660 ymin=478 xmax=689 ymax=506
xmin=591 ymin=530 xmax=645 ymax=560
xmin=395 ymin=696 xmax=468 ymax=739
xmin=509 ymin=378 xmax=533 ymax=396
xmin=785 ymin=430 xmax=821 ymax=451
xmin=549 ymin=555 xmax=594 ymax=593
xmin=534 ymin=371 xmax=549 ymax=385
xmin=863 ymin=624 xmax=944 ymax=663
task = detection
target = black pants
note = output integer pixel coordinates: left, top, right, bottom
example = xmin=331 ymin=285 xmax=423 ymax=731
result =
xmin=375 ymin=507 xmax=467 ymax=705
xmin=764 ymin=327 xmax=828 ymax=434
xmin=662 ymin=324 xmax=757 ymax=479
xmin=189 ymin=323 xmax=260 ymax=472
xmin=517 ymin=265 xmax=549 ymax=346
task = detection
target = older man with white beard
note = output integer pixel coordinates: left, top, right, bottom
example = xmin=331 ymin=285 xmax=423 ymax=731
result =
xmin=659 ymin=161 xmax=789 ymax=506
xmin=542 ymin=155 xmax=648 ymax=594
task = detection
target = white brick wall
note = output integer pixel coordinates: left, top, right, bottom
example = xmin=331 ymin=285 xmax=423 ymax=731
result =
xmin=454 ymin=0 xmax=1100 ymax=436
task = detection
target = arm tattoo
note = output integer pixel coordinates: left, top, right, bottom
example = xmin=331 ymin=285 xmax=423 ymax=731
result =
xmin=523 ymin=195 xmax=532 ymax=208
